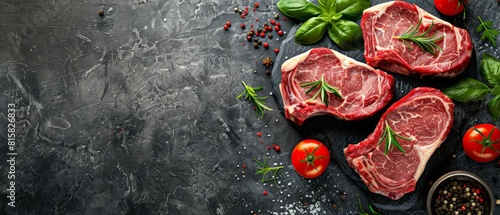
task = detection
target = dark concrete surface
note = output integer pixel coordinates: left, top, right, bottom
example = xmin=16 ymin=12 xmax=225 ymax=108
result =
xmin=0 ymin=0 xmax=498 ymax=214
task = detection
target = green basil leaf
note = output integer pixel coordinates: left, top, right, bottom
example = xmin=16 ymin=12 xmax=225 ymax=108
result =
xmin=327 ymin=20 xmax=364 ymax=50
xmin=277 ymin=0 xmax=322 ymax=22
xmin=318 ymin=0 xmax=336 ymax=15
xmin=295 ymin=17 xmax=327 ymax=45
xmin=487 ymin=94 xmax=500 ymax=121
xmin=334 ymin=0 xmax=370 ymax=21
xmin=480 ymin=53 xmax=500 ymax=87
xmin=443 ymin=78 xmax=490 ymax=102
xmin=491 ymin=85 xmax=500 ymax=95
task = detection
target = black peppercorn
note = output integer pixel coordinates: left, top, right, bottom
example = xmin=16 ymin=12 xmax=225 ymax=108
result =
xmin=253 ymin=42 xmax=259 ymax=48
xmin=98 ymin=9 xmax=104 ymax=17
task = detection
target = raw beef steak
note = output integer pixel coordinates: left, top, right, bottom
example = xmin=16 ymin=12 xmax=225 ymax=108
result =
xmin=362 ymin=1 xmax=472 ymax=78
xmin=279 ymin=47 xmax=394 ymax=125
xmin=344 ymin=87 xmax=454 ymax=200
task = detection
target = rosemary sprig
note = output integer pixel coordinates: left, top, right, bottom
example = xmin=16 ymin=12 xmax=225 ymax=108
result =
xmin=237 ymin=81 xmax=273 ymax=118
xmin=300 ymin=74 xmax=342 ymax=107
xmin=253 ymin=157 xmax=284 ymax=185
xmin=394 ymin=18 xmax=444 ymax=55
xmin=358 ymin=198 xmax=383 ymax=215
xmin=476 ymin=16 xmax=499 ymax=47
xmin=377 ymin=121 xmax=411 ymax=155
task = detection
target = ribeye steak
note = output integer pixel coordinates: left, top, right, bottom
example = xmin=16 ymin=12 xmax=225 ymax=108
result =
xmin=344 ymin=87 xmax=454 ymax=200
xmin=279 ymin=47 xmax=394 ymax=125
xmin=362 ymin=1 xmax=472 ymax=78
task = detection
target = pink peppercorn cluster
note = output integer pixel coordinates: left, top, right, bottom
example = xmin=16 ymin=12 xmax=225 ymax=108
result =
xmin=222 ymin=2 xmax=285 ymax=53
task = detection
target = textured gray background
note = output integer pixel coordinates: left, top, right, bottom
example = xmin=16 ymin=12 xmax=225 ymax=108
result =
xmin=0 ymin=0 xmax=498 ymax=214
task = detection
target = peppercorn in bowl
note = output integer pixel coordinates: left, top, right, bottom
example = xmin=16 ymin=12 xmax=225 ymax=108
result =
xmin=427 ymin=170 xmax=494 ymax=215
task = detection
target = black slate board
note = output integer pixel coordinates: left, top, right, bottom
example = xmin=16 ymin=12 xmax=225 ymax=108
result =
xmin=271 ymin=0 xmax=498 ymax=211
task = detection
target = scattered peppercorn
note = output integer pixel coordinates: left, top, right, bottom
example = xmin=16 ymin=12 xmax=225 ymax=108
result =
xmin=274 ymin=14 xmax=279 ymax=19
xmin=98 ymin=9 xmax=104 ymax=17
xmin=262 ymin=57 xmax=273 ymax=67
xmin=263 ymin=42 xmax=269 ymax=49
xmin=238 ymin=9 xmax=243 ymax=14
xmin=274 ymin=48 xmax=280 ymax=54
xmin=224 ymin=25 xmax=229 ymax=31
xmin=274 ymin=145 xmax=281 ymax=152
xmin=260 ymin=32 xmax=265 ymax=38
xmin=331 ymin=203 xmax=337 ymax=209
xmin=265 ymin=70 xmax=271 ymax=76
xmin=247 ymin=35 xmax=252 ymax=41
xmin=269 ymin=19 xmax=276 ymax=25
xmin=240 ymin=23 xmax=245 ymax=29
xmin=254 ymin=3 xmax=259 ymax=8
xmin=267 ymin=34 xmax=273 ymax=39
xmin=339 ymin=192 xmax=347 ymax=201
xmin=277 ymin=30 xmax=283 ymax=36
xmin=257 ymin=131 xmax=263 ymax=137
xmin=266 ymin=145 xmax=271 ymax=150
xmin=241 ymin=14 xmax=246 ymax=19
xmin=274 ymin=26 xmax=280 ymax=31
xmin=263 ymin=190 xmax=268 ymax=195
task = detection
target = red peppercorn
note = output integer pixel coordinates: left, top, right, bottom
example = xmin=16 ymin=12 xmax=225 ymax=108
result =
xmin=223 ymin=25 xmax=229 ymax=30
xmin=274 ymin=26 xmax=280 ymax=31
xmin=241 ymin=14 xmax=246 ymax=19
xmin=254 ymin=3 xmax=259 ymax=8
xmin=247 ymin=35 xmax=252 ymax=41
xmin=263 ymin=190 xmax=268 ymax=195
xmin=276 ymin=22 xmax=281 ymax=27
xmin=277 ymin=30 xmax=283 ymax=36
xmin=242 ymin=163 xmax=247 ymax=168
xmin=240 ymin=23 xmax=246 ymax=29
xmin=226 ymin=21 xmax=231 ymax=27
xmin=260 ymin=32 xmax=265 ymax=37
xmin=283 ymin=17 xmax=287 ymax=20
xmin=257 ymin=131 xmax=263 ymax=137
xmin=274 ymin=146 xmax=281 ymax=152
xmin=252 ymin=7 xmax=257 ymax=12
xmin=266 ymin=145 xmax=271 ymax=150
xmin=255 ymin=18 xmax=259 ymax=22
xmin=269 ymin=19 xmax=276 ymax=25
xmin=272 ymin=144 xmax=277 ymax=149
xmin=274 ymin=48 xmax=280 ymax=53
xmin=263 ymin=42 xmax=269 ymax=49
xmin=461 ymin=205 xmax=466 ymax=211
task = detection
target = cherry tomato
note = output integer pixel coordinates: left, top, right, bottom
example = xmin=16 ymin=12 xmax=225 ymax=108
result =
xmin=462 ymin=124 xmax=500 ymax=163
xmin=291 ymin=139 xmax=330 ymax=178
xmin=434 ymin=0 xmax=465 ymax=16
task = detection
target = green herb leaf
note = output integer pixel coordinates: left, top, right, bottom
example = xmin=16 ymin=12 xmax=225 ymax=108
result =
xmin=334 ymin=0 xmax=370 ymax=21
xmin=480 ymin=53 xmax=500 ymax=87
xmin=277 ymin=0 xmax=322 ymax=22
xmin=295 ymin=17 xmax=328 ymax=45
xmin=491 ymin=86 xmax=500 ymax=96
xmin=237 ymin=81 xmax=273 ymax=118
xmin=377 ymin=121 xmax=410 ymax=155
xmin=443 ymin=78 xmax=490 ymax=102
xmin=487 ymin=94 xmax=500 ymax=121
xmin=300 ymin=74 xmax=342 ymax=107
xmin=394 ymin=18 xmax=444 ymax=55
xmin=318 ymin=0 xmax=336 ymax=15
xmin=253 ymin=158 xmax=284 ymax=185
xmin=328 ymin=20 xmax=364 ymax=50
xmin=477 ymin=16 xmax=499 ymax=47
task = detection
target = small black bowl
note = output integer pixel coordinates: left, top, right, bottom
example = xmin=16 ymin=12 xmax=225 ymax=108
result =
xmin=427 ymin=170 xmax=494 ymax=215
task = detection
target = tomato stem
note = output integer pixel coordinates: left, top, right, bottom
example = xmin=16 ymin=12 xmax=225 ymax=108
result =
xmin=300 ymin=145 xmax=327 ymax=172
xmin=472 ymin=127 xmax=500 ymax=154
